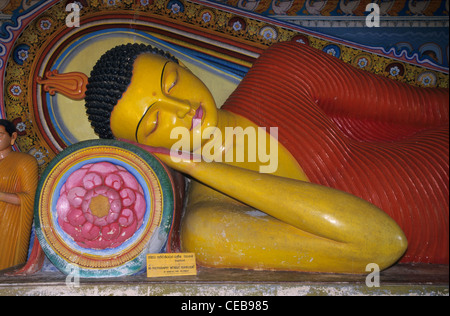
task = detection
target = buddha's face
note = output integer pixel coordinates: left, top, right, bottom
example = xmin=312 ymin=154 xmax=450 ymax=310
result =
xmin=110 ymin=53 xmax=218 ymax=150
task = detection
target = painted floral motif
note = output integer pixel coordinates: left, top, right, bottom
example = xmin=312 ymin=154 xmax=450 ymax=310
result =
xmin=291 ymin=35 xmax=309 ymax=45
xmin=323 ymin=44 xmax=341 ymax=58
xmin=202 ymin=11 xmax=211 ymax=23
xmin=27 ymin=147 xmax=48 ymax=166
xmin=390 ymin=66 xmax=401 ymax=76
xmin=13 ymin=44 xmax=30 ymax=65
xmin=56 ymin=161 xmax=147 ymax=250
xmin=259 ymin=26 xmax=277 ymax=42
xmin=9 ymin=84 xmax=22 ymax=96
xmin=12 ymin=117 xmax=27 ymax=135
xmin=17 ymin=49 xmax=28 ymax=62
xmin=167 ymin=0 xmax=184 ymax=14
xmin=232 ymin=20 xmax=242 ymax=31
xmin=39 ymin=19 xmax=52 ymax=30
xmin=417 ymin=71 xmax=437 ymax=87
xmin=357 ymin=57 xmax=368 ymax=68
xmin=228 ymin=17 xmax=246 ymax=32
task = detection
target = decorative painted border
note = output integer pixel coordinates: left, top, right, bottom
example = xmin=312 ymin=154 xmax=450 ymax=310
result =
xmin=208 ymin=0 xmax=449 ymax=18
xmin=188 ymin=0 xmax=449 ymax=72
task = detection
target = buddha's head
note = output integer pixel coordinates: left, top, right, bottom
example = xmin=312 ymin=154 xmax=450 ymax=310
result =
xmin=85 ymin=43 xmax=217 ymax=150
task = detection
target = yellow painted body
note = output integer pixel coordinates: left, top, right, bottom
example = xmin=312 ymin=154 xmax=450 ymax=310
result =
xmin=110 ymin=53 xmax=407 ymax=274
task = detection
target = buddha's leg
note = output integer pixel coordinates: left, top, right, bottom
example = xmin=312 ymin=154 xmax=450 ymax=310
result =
xmin=181 ymin=201 xmax=397 ymax=274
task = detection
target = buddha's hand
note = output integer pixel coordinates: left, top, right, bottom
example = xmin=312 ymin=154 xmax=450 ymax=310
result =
xmin=118 ymin=138 xmax=198 ymax=174
xmin=153 ymin=150 xmax=200 ymax=175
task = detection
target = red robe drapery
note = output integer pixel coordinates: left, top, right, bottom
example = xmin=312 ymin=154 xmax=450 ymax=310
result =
xmin=222 ymin=41 xmax=449 ymax=264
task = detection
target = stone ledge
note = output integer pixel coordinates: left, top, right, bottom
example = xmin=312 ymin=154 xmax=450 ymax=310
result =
xmin=0 ymin=263 xmax=448 ymax=296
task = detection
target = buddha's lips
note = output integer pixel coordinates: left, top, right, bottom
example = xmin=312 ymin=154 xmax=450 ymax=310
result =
xmin=190 ymin=106 xmax=203 ymax=131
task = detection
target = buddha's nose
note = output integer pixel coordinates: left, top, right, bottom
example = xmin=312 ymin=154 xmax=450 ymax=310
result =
xmin=161 ymin=98 xmax=192 ymax=118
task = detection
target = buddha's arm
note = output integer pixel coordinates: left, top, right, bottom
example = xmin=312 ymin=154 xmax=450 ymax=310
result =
xmin=155 ymin=152 xmax=407 ymax=255
xmin=0 ymin=191 xmax=21 ymax=205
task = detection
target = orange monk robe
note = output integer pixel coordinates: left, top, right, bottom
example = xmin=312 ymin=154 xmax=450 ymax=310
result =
xmin=0 ymin=151 xmax=38 ymax=270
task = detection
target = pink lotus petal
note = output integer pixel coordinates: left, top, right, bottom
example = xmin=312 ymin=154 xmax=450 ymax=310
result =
xmin=56 ymin=193 xmax=70 ymax=221
xmin=93 ymin=216 xmax=108 ymax=227
xmin=67 ymin=187 xmax=86 ymax=208
xmin=81 ymin=190 xmax=93 ymax=213
xmin=81 ymin=222 xmax=100 ymax=240
xmin=134 ymin=192 xmax=146 ymax=222
xmin=118 ymin=208 xmax=134 ymax=227
xmin=106 ymin=211 xmax=120 ymax=224
xmin=120 ymin=188 xmax=136 ymax=207
xmin=118 ymin=171 xmax=139 ymax=190
xmin=60 ymin=183 xmax=67 ymax=195
xmin=67 ymin=208 xmax=86 ymax=227
xmin=88 ymin=161 xmax=118 ymax=175
xmin=60 ymin=221 xmax=82 ymax=241
xmin=65 ymin=168 xmax=88 ymax=190
xmin=105 ymin=187 xmax=120 ymax=200
xmin=83 ymin=172 xmax=103 ymax=190
xmin=115 ymin=220 xmax=138 ymax=244
xmin=94 ymin=185 xmax=108 ymax=196
xmin=84 ymin=212 xmax=94 ymax=224
xmin=105 ymin=174 xmax=123 ymax=190
xmin=102 ymin=223 xmax=121 ymax=241
xmin=110 ymin=199 xmax=122 ymax=213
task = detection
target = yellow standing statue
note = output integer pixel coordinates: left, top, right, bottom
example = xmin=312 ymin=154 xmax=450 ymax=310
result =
xmin=0 ymin=119 xmax=39 ymax=270
xmin=84 ymin=42 xmax=449 ymax=273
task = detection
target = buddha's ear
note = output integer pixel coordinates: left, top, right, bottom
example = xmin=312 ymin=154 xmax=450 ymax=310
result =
xmin=10 ymin=132 xmax=18 ymax=146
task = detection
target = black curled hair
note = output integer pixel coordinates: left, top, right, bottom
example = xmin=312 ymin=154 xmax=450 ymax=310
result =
xmin=85 ymin=43 xmax=179 ymax=139
xmin=0 ymin=119 xmax=17 ymax=137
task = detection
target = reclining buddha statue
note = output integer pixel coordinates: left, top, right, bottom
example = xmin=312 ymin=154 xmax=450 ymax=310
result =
xmin=82 ymin=41 xmax=448 ymax=273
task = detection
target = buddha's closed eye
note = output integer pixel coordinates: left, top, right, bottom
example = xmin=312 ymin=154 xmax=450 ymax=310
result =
xmin=164 ymin=69 xmax=178 ymax=94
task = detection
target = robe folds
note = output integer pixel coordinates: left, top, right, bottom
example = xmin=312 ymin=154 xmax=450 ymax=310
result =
xmin=0 ymin=151 xmax=38 ymax=270
xmin=221 ymin=41 xmax=449 ymax=264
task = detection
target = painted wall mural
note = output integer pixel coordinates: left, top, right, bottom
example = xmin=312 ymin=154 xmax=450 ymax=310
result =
xmin=209 ymin=0 xmax=449 ymax=68
xmin=210 ymin=0 xmax=449 ymax=20
xmin=1 ymin=0 xmax=447 ymax=173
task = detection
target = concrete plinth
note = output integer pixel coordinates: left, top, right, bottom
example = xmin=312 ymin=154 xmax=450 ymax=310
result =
xmin=0 ymin=263 xmax=448 ymax=296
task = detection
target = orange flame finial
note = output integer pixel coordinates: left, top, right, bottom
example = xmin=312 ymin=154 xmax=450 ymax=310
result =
xmin=36 ymin=70 xmax=88 ymax=100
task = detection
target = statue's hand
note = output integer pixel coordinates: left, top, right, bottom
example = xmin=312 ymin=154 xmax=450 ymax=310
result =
xmin=118 ymin=138 xmax=198 ymax=174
